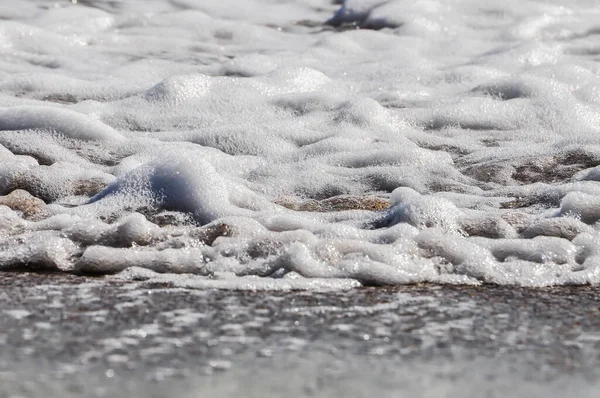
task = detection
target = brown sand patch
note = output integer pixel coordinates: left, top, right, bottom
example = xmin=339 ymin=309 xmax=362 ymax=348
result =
xmin=0 ymin=189 xmax=48 ymax=220
xmin=277 ymin=195 xmax=390 ymax=212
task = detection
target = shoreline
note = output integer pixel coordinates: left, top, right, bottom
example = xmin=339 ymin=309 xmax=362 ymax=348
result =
xmin=1 ymin=272 xmax=599 ymax=396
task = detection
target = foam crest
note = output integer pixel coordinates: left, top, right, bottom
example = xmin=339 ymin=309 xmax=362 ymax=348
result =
xmin=0 ymin=106 xmax=126 ymax=142
xmin=558 ymin=192 xmax=600 ymax=224
xmin=89 ymin=154 xmax=278 ymax=224
xmin=384 ymin=188 xmax=463 ymax=234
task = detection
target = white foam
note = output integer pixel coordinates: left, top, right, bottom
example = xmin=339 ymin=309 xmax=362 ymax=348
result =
xmin=113 ymin=266 xmax=362 ymax=291
xmin=1 ymin=0 xmax=600 ymax=287
xmin=0 ymin=231 xmax=78 ymax=271
xmin=89 ymin=153 xmax=280 ymax=224
xmin=558 ymin=192 xmax=600 ymax=224
xmin=0 ymin=106 xmax=126 ymax=142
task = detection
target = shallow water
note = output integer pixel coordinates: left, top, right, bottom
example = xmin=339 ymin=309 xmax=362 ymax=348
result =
xmin=2 ymin=273 xmax=600 ymax=397
xmin=2 ymin=0 xmax=600 ymax=287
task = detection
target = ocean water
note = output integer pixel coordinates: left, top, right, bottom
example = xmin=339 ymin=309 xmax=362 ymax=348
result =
xmin=2 ymin=0 xmax=600 ymax=288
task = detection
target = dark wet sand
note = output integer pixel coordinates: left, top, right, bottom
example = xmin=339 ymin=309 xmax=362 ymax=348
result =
xmin=1 ymin=272 xmax=599 ymax=397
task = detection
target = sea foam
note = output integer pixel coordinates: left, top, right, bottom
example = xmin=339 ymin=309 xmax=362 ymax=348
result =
xmin=1 ymin=0 xmax=600 ymax=288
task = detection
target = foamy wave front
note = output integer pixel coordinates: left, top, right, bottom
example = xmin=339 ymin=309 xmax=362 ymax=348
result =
xmin=2 ymin=0 xmax=600 ymax=288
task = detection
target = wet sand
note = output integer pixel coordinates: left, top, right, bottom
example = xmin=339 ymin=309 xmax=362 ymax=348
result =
xmin=1 ymin=272 xmax=599 ymax=397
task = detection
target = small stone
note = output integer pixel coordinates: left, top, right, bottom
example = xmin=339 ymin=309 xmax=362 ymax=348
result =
xmin=0 ymin=189 xmax=48 ymax=220
xmin=190 ymin=222 xmax=233 ymax=246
